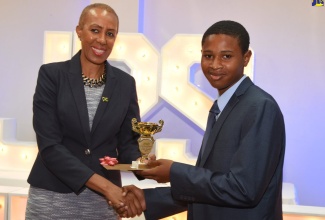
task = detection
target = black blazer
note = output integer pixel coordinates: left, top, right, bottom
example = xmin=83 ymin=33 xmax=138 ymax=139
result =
xmin=28 ymin=51 xmax=141 ymax=194
xmin=144 ymin=77 xmax=286 ymax=220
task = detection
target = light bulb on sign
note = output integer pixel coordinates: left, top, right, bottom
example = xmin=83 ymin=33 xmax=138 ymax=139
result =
xmin=59 ymin=42 xmax=69 ymax=54
xmin=0 ymin=145 xmax=7 ymax=154
xmin=21 ymin=153 xmax=28 ymax=160
xmin=116 ymin=43 xmax=125 ymax=52
xmin=137 ymin=49 xmax=149 ymax=60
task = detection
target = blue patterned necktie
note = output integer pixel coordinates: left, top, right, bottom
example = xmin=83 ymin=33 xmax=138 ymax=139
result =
xmin=201 ymin=100 xmax=220 ymax=157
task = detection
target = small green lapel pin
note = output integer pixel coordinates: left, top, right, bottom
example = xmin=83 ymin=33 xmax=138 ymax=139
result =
xmin=102 ymin=97 xmax=109 ymax=102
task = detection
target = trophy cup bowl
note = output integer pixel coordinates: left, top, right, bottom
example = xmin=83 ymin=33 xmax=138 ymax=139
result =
xmin=102 ymin=118 xmax=164 ymax=171
xmin=132 ymin=118 xmax=164 ymax=163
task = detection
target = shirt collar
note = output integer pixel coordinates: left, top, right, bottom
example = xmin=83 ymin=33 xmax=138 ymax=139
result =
xmin=217 ymin=75 xmax=247 ymax=113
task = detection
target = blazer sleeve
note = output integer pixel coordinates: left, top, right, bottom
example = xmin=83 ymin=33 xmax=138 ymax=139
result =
xmin=33 ymin=64 xmax=94 ymax=193
xmin=116 ymin=76 xmax=142 ymax=163
xmin=143 ymin=187 xmax=187 ymax=220
xmin=169 ymin=98 xmax=285 ymax=207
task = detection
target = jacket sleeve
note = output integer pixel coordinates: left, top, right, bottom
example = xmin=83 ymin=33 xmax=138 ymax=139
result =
xmin=144 ymin=187 xmax=187 ymax=220
xmin=33 ymin=65 xmax=94 ymax=193
xmin=116 ymin=76 xmax=142 ymax=163
xmin=169 ymin=99 xmax=285 ymax=207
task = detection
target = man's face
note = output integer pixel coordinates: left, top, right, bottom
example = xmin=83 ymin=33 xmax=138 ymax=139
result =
xmin=76 ymin=8 xmax=118 ymax=65
xmin=201 ymin=34 xmax=251 ymax=95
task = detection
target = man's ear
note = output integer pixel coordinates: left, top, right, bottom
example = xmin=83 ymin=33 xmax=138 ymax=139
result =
xmin=243 ymin=50 xmax=252 ymax=67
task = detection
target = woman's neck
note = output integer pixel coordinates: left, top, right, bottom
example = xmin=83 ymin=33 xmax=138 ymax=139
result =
xmin=81 ymin=63 xmax=105 ymax=79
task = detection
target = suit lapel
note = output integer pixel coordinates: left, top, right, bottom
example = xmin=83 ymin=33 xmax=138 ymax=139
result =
xmin=198 ymin=77 xmax=253 ymax=167
xmin=91 ymin=62 xmax=117 ymax=134
xmin=199 ymin=97 xmax=238 ymax=166
xmin=67 ymin=51 xmax=91 ymax=146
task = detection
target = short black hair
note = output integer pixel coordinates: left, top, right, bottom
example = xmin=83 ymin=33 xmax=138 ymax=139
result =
xmin=201 ymin=20 xmax=250 ymax=54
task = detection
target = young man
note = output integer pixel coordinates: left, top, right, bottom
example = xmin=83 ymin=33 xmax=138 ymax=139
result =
xmin=121 ymin=20 xmax=286 ymax=220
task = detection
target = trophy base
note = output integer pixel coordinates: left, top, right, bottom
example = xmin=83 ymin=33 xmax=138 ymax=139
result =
xmin=102 ymin=163 xmax=150 ymax=171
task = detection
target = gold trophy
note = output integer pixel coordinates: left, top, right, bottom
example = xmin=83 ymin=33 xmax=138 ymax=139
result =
xmin=131 ymin=118 xmax=164 ymax=163
xmin=103 ymin=118 xmax=164 ymax=171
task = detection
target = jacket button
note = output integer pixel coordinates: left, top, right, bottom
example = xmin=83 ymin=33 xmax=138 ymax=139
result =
xmin=85 ymin=149 xmax=91 ymax=155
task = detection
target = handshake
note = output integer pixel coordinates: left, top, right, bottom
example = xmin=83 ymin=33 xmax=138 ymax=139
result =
xmin=112 ymin=184 xmax=146 ymax=218
xmin=108 ymin=156 xmax=174 ymax=218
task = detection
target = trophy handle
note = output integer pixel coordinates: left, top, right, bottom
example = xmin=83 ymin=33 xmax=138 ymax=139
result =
xmin=156 ymin=119 xmax=164 ymax=133
xmin=132 ymin=118 xmax=140 ymax=133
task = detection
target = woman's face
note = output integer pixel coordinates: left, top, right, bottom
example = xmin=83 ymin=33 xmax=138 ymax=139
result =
xmin=76 ymin=8 xmax=118 ymax=65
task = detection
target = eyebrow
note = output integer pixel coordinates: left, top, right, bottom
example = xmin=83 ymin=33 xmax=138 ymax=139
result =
xmin=220 ymin=50 xmax=233 ymax=53
xmin=89 ymin=24 xmax=103 ymax=28
xmin=202 ymin=49 xmax=234 ymax=53
xmin=89 ymin=24 xmax=117 ymax=31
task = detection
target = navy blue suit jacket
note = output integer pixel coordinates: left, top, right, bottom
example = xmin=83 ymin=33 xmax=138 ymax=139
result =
xmin=144 ymin=77 xmax=285 ymax=220
xmin=28 ymin=51 xmax=141 ymax=193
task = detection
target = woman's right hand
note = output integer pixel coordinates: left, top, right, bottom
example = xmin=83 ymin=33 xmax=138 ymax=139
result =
xmin=85 ymin=174 xmax=126 ymax=207
xmin=113 ymin=185 xmax=146 ymax=218
xmin=104 ymin=183 xmax=126 ymax=207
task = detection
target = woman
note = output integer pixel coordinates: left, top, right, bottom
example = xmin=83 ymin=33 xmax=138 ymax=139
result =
xmin=26 ymin=3 xmax=142 ymax=219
